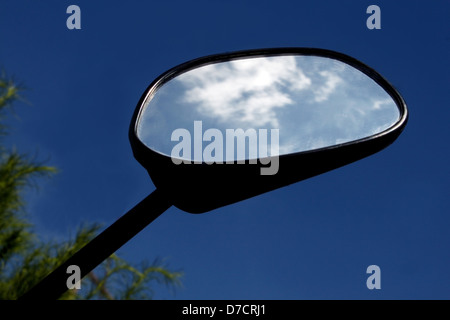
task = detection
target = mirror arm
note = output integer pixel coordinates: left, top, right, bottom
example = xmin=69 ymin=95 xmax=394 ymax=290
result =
xmin=18 ymin=188 xmax=172 ymax=300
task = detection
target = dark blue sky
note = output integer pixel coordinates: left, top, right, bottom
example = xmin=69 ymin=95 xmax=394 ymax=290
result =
xmin=1 ymin=1 xmax=449 ymax=299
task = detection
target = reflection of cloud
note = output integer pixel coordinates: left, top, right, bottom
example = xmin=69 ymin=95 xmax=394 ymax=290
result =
xmin=176 ymin=56 xmax=311 ymax=127
xmin=372 ymin=98 xmax=393 ymax=110
xmin=313 ymin=71 xmax=342 ymax=102
xmin=139 ymin=55 xmax=400 ymax=159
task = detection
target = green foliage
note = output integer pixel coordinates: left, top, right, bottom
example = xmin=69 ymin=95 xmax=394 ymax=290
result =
xmin=81 ymin=255 xmax=182 ymax=300
xmin=0 ymin=74 xmax=182 ymax=300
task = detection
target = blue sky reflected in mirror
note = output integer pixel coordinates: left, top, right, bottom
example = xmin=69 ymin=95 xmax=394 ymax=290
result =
xmin=137 ymin=55 xmax=399 ymax=160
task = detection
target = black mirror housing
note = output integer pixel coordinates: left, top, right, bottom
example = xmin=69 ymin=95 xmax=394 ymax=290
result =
xmin=129 ymin=48 xmax=408 ymax=213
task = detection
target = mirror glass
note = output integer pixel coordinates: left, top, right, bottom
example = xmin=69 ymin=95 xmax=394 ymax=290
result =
xmin=137 ymin=55 xmax=400 ymax=163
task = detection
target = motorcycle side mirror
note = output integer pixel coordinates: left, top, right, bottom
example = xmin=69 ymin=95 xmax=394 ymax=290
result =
xmin=21 ymin=48 xmax=407 ymax=299
xmin=131 ymin=48 xmax=408 ymax=213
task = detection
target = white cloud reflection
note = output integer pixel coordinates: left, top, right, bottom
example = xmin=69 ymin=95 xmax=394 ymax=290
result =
xmin=313 ymin=71 xmax=342 ymax=102
xmin=176 ymin=56 xmax=312 ymax=127
xmin=137 ymin=55 xmax=400 ymax=159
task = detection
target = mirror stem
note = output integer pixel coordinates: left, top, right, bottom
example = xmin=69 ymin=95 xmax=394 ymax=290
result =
xmin=19 ymin=188 xmax=172 ymax=300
